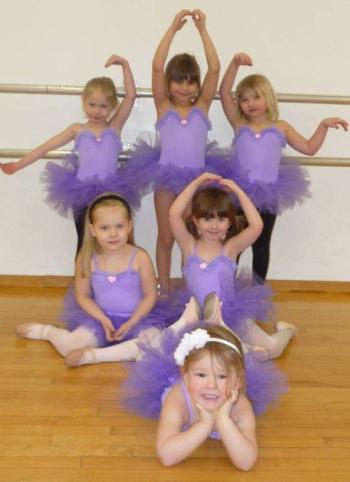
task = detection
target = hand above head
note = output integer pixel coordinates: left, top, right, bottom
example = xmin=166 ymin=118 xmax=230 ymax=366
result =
xmin=104 ymin=54 xmax=128 ymax=69
xmin=321 ymin=117 xmax=348 ymax=131
xmin=217 ymin=177 xmax=241 ymax=193
xmin=0 ymin=161 xmax=19 ymax=175
xmin=191 ymin=9 xmax=206 ymax=33
xmin=197 ymin=171 xmax=222 ymax=185
xmin=233 ymin=52 xmax=253 ymax=67
xmin=170 ymin=10 xmax=192 ymax=32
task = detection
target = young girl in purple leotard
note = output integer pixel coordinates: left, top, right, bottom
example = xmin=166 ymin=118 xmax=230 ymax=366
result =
xmin=168 ymin=172 xmax=296 ymax=360
xmin=219 ymin=53 xmax=348 ymax=280
xmin=121 ymin=294 xmax=286 ymax=469
xmin=15 ymin=194 xmax=163 ymax=366
xmin=144 ymin=9 xmax=220 ymax=296
xmin=0 ymin=55 xmax=137 ymax=253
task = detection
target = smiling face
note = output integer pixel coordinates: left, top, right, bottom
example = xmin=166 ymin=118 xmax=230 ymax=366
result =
xmin=89 ymin=204 xmax=132 ymax=252
xmin=83 ymin=89 xmax=114 ymax=126
xmin=193 ymin=213 xmax=230 ymax=242
xmin=183 ymin=350 xmax=238 ymax=411
xmin=169 ymin=79 xmax=199 ymax=106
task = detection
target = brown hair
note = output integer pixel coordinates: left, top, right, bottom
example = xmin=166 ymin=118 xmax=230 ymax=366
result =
xmin=182 ymin=325 xmax=246 ymax=393
xmin=186 ymin=186 xmax=241 ymax=240
xmin=82 ymin=76 xmax=119 ymax=109
xmin=236 ymin=74 xmax=279 ymax=122
xmin=165 ymin=53 xmax=201 ymax=100
xmin=79 ymin=193 xmax=134 ymax=278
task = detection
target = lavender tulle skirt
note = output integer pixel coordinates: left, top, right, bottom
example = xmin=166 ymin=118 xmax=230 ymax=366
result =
xmin=221 ymin=155 xmax=311 ymax=215
xmin=153 ymin=272 xmax=274 ymax=340
xmin=121 ymin=325 xmax=287 ymax=418
xmin=41 ymin=154 xmax=142 ymax=217
xmin=60 ymin=288 xmax=167 ymax=347
xmin=123 ymin=141 xmax=231 ymax=195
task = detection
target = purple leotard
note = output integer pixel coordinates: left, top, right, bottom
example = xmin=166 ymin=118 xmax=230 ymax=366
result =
xmin=76 ymin=128 xmax=122 ymax=181
xmin=226 ymin=126 xmax=311 ymax=214
xmin=61 ymin=248 xmax=163 ymax=346
xmin=42 ymin=128 xmax=141 ymax=216
xmin=180 ymin=246 xmax=273 ymax=337
xmin=157 ymin=108 xmax=211 ymax=168
xmin=123 ymin=107 xmax=224 ymax=195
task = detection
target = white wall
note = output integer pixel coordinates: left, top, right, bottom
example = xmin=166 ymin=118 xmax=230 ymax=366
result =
xmin=0 ymin=0 xmax=349 ymax=281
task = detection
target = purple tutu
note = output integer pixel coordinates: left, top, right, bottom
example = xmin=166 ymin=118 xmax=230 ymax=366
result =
xmin=121 ymin=324 xmax=287 ymax=418
xmin=123 ymin=140 xmax=229 ymax=196
xmin=42 ymin=154 xmax=141 ymax=217
xmin=230 ymin=156 xmax=311 ymax=214
xmin=162 ymin=268 xmax=274 ymax=340
xmin=224 ymin=126 xmax=311 ymax=215
xmin=60 ymin=287 xmax=166 ymax=347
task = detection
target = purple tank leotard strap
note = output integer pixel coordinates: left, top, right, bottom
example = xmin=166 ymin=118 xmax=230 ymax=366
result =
xmin=234 ymin=126 xmax=286 ymax=183
xmin=180 ymin=380 xmax=221 ymax=440
xmin=156 ymin=107 xmax=211 ymax=168
xmin=183 ymin=245 xmax=236 ymax=306
xmin=76 ymin=128 xmax=122 ymax=181
xmin=91 ymin=247 xmax=142 ymax=316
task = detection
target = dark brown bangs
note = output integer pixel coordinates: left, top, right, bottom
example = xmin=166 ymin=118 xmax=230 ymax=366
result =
xmin=192 ymin=187 xmax=235 ymax=222
xmin=165 ymin=54 xmax=201 ymax=87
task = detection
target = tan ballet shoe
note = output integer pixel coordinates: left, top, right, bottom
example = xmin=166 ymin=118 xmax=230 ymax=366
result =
xmin=203 ymin=292 xmax=222 ymax=325
xmin=65 ymin=347 xmax=96 ymax=367
xmin=276 ymin=321 xmax=297 ymax=336
xmin=15 ymin=323 xmax=46 ymax=339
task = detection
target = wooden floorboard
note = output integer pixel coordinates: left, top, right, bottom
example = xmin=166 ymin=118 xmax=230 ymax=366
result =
xmin=0 ymin=287 xmax=349 ymax=481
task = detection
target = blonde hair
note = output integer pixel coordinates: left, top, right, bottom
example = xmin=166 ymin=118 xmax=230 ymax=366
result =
xmin=82 ymin=76 xmax=119 ymax=109
xmin=182 ymin=325 xmax=246 ymax=392
xmin=79 ymin=193 xmax=134 ymax=278
xmin=235 ymin=74 xmax=279 ymax=122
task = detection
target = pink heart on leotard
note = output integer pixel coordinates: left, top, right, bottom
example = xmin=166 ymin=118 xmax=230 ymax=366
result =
xmin=199 ymin=262 xmax=208 ymax=269
xmin=107 ymin=276 xmax=117 ymax=283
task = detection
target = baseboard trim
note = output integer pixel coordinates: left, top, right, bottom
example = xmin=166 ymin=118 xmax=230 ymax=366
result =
xmin=0 ymin=275 xmax=349 ymax=293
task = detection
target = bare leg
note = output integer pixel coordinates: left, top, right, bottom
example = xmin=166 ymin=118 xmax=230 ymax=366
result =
xmin=154 ymin=190 xmax=176 ymax=295
xmin=16 ymin=323 xmax=98 ymax=357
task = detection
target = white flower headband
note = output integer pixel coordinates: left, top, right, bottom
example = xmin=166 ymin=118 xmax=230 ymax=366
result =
xmin=174 ymin=328 xmax=242 ymax=367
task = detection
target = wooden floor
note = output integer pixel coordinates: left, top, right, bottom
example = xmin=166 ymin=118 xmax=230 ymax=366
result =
xmin=0 ymin=286 xmax=349 ymax=482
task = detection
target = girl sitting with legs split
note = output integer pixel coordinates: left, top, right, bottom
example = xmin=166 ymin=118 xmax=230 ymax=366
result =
xmin=168 ymin=172 xmax=296 ymax=360
xmin=16 ymin=194 xmax=163 ymax=365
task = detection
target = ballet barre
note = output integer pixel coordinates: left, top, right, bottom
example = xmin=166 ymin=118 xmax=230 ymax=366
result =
xmin=0 ymin=83 xmax=349 ymax=167
xmin=1 ymin=83 xmax=350 ymax=105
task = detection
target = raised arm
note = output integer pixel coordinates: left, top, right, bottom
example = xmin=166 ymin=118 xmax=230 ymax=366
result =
xmin=219 ymin=53 xmax=253 ymax=130
xmin=74 ymin=255 xmax=118 ymax=342
xmin=169 ymin=172 xmax=222 ymax=257
xmin=219 ymin=178 xmax=263 ymax=257
xmin=114 ymin=249 xmax=157 ymax=340
xmin=191 ymin=10 xmax=220 ymax=111
xmin=0 ymin=124 xmax=78 ymax=175
xmin=152 ymin=9 xmax=192 ymax=112
xmin=280 ymin=117 xmax=348 ymax=156
xmin=105 ymin=55 xmax=136 ymax=135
